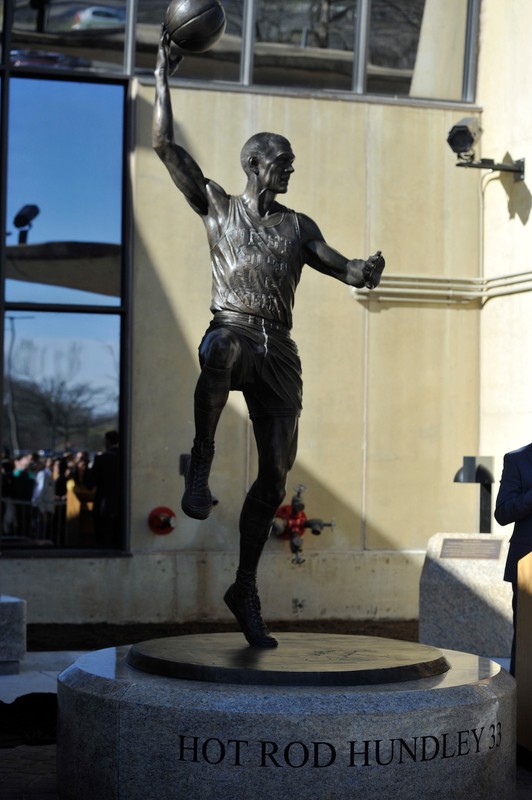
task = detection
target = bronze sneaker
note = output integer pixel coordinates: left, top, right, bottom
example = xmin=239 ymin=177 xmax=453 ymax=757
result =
xmin=224 ymin=582 xmax=278 ymax=648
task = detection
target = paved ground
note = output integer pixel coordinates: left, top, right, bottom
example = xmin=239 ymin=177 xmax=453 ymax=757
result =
xmin=0 ymin=744 xmax=57 ymax=800
xmin=1 ymin=649 xmax=532 ymax=799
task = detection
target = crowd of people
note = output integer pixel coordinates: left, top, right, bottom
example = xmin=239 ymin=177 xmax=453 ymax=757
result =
xmin=1 ymin=430 xmax=121 ymax=548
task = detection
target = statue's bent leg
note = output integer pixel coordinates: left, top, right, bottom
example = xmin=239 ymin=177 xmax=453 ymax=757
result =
xmin=225 ymin=415 xmax=298 ymax=647
xmin=182 ymin=329 xmax=240 ymax=520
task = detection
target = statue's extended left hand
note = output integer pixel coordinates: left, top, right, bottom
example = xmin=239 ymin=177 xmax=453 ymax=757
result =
xmin=363 ymin=251 xmax=385 ymax=289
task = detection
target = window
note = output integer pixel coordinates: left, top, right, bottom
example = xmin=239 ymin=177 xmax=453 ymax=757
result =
xmin=368 ymin=0 xmax=426 ymax=95
xmin=2 ymin=1 xmax=479 ymax=101
xmin=3 ymin=312 xmax=121 ymax=548
xmin=1 ymin=76 xmax=126 ymax=551
xmin=9 ymin=0 xmax=127 ymax=73
xmin=6 ymin=78 xmax=122 ymax=306
xmin=253 ymin=0 xmax=358 ymax=92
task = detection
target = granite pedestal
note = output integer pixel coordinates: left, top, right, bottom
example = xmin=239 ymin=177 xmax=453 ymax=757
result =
xmin=0 ymin=595 xmax=26 ymax=674
xmin=57 ymin=633 xmax=516 ymax=800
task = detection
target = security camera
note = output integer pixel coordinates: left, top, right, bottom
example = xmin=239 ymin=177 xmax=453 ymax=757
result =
xmin=447 ymin=117 xmax=482 ymax=161
xmin=446 ymin=118 xmax=525 ymax=181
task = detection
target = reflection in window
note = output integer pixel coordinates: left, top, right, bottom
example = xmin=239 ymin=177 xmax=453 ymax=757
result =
xmin=135 ymin=0 xmax=241 ymax=81
xmin=253 ymin=0 xmax=358 ymax=91
xmin=2 ymin=312 xmax=121 ymax=549
xmin=368 ymin=0 xmax=426 ymax=96
xmin=6 ymin=78 xmax=123 ymax=305
xmin=10 ymin=0 xmax=126 ymax=73
xmin=408 ymin=0 xmax=468 ymax=101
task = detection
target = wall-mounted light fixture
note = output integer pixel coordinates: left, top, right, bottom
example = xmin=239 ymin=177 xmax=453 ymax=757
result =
xmin=13 ymin=204 xmax=40 ymax=244
xmin=453 ymin=456 xmax=494 ymax=533
xmin=447 ymin=118 xmax=525 ymax=181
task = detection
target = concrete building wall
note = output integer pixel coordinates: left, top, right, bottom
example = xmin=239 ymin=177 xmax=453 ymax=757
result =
xmin=476 ymin=1 xmax=532 ymax=499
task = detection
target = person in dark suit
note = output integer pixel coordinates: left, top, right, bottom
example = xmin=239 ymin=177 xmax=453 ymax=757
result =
xmin=494 ymin=443 xmax=532 ymax=675
xmin=87 ymin=430 xmax=120 ymax=547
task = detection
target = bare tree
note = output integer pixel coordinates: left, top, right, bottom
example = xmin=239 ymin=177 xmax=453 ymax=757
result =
xmin=4 ymin=375 xmax=115 ymax=453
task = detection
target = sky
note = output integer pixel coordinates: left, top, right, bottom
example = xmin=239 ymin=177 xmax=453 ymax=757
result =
xmin=6 ymin=77 xmax=124 ymax=247
xmin=4 ymin=77 xmax=125 ymax=415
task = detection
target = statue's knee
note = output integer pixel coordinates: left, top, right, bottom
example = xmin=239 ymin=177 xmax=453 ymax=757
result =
xmin=201 ymin=330 xmax=238 ymax=369
xmin=257 ymin=477 xmax=286 ymax=510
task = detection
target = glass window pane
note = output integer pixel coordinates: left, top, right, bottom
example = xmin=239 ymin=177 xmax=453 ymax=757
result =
xmin=2 ymin=311 xmax=121 ymax=549
xmin=10 ymin=1 xmax=126 ymax=73
xmin=367 ymin=0 xmax=426 ymax=96
xmin=253 ymin=0 xmax=357 ymax=91
xmin=135 ymin=0 xmax=242 ymax=82
xmin=407 ymin=0 xmax=468 ymax=101
xmin=6 ymin=77 xmax=123 ymax=305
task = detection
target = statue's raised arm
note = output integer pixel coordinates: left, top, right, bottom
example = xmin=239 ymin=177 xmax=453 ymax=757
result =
xmin=152 ymin=28 xmax=209 ymax=215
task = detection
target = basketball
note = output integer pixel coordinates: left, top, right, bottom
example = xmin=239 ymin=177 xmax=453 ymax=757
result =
xmin=165 ymin=0 xmax=226 ymax=53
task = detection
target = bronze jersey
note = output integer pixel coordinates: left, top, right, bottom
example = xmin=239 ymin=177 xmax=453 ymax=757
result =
xmin=206 ymin=195 xmax=303 ymax=329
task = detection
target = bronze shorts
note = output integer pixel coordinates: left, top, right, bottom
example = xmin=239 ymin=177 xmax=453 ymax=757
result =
xmin=199 ymin=311 xmax=302 ymax=419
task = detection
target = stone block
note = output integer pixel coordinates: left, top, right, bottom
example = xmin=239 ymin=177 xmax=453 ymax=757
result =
xmin=419 ymin=533 xmax=512 ymax=657
xmin=0 ymin=595 xmax=26 ymax=673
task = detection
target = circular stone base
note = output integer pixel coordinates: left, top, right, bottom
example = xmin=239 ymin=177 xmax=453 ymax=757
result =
xmin=57 ymin=634 xmax=516 ymax=800
xmin=126 ymin=633 xmax=450 ymax=685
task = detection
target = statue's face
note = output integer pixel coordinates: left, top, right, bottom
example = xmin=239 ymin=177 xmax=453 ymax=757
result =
xmin=254 ymin=142 xmax=295 ymax=193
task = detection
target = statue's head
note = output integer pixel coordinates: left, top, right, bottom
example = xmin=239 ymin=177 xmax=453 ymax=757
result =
xmin=240 ymin=132 xmax=293 ymax=176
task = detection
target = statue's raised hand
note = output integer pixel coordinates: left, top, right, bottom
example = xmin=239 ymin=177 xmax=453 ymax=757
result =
xmin=155 ymin=24 xmax=183 ymax=78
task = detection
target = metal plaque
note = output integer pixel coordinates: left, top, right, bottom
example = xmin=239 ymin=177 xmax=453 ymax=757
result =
xmin=440 ymin=538 xmax=502 ymax=560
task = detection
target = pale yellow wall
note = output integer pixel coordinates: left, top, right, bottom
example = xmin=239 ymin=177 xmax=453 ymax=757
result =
xmin=476 ymin=0 xmax=532 ymax=504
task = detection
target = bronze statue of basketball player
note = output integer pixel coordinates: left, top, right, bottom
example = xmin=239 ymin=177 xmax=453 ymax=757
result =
xmin=153 ymin=29 xmax=385 ymax=648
